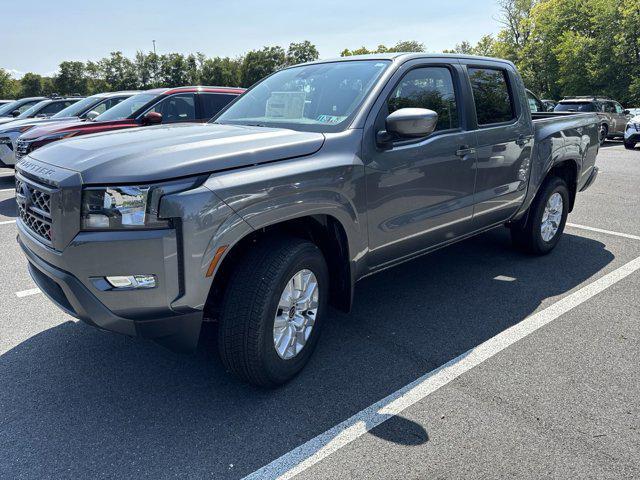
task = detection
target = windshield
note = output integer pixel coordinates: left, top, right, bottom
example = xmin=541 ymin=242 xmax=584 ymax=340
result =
xmin=52 ymin=96 xmax=100 ymax=118
xmin=94 ymin=92 xmax=157 ymax=121
xmin=17 ymin=100 xmax=50 ymax=119
xmin=555 ymin=102 xmax=597 ymax=112
xmin=215 ymin=60 xmax=390 ymax=132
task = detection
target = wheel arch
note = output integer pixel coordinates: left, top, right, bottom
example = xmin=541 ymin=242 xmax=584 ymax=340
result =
xmin=204 ymin=213 xmax=354 ymax=322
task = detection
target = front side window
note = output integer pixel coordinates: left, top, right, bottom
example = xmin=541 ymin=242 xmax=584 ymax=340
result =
xmin=17 ymin=100 xmax=50 ymax=119
xmin=52 ymin=96 xmax=100 ymax=118
xmin=215 ymin=60 xmax=390 ymax=133
xmin=387 ymin=67 xmax=459 ymax=131
xmin=468 ymin=67 xmax=515 ymax=125
xmin=148 ymin=94 xmax=196 ymax=122
xmin=615 ymin=103 xmax=624 ymax=114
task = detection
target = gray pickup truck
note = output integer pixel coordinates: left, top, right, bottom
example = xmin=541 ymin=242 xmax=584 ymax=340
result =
xmin=16 ymin=54 xmax=600 ymax=386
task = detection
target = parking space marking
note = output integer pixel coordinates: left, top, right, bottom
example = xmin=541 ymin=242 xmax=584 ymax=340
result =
xmin=244 ymin=255 xmax=640 ymax=480
xmin=0 ymin=220 xmax=15 ymax=226
xmin=0 ymin=188 xmax=14 ymax=193
xmin=15 ymin=288 xmax=41 ymax=298
xmin=567 ymin=223 xmax=640 ymax=242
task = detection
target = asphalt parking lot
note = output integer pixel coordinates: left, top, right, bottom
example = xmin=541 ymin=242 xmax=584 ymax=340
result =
xmin=1 ymin=143 xmax=639 ymax=479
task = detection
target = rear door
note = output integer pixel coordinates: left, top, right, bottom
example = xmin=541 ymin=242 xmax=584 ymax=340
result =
xmin=460 ymin=61 xmax=533 ymax=227
xmin=613 ymin=102 xmax=628 ymax=135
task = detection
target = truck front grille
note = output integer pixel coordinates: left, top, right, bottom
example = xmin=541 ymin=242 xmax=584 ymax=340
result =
xmin=16 ymin=176 xmax=55 ymax=244
xmin=15 ymin=139 xmax=32 ymax=160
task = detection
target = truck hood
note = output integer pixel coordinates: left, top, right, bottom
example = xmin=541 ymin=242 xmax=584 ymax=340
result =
xmin=27 ymin=123 xmax=325 ymax=184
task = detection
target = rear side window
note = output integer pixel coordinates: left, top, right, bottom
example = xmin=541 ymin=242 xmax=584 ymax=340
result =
xmin=554 ymin=102 xmax=596 ymax=113
xmin=387 ymin=67 xmax=459 ymax=131
xmin=200 ymin=93 xmax=237 ymax=120
xmin=468 ymin=67 xmax=515 ymax=125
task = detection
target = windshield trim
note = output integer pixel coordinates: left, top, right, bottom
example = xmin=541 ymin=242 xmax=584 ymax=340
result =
xmin=212 ymin=59 xmax=392 ymax=133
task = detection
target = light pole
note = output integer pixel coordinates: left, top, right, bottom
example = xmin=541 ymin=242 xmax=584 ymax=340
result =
xmin=152 ymin=40 xmax=156 ymax=55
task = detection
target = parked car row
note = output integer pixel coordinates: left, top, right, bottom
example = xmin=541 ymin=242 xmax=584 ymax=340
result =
xmin=0 ymin=86 xmax=244 ymax=168
xmin=14 ymin=53 xmax=601 ymax=386
xmin=526 ymin=90 xmax=637 ymax=145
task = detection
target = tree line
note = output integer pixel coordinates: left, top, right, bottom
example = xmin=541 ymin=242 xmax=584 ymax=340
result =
xmin=1 ymin=0 xmax=638 ymax=105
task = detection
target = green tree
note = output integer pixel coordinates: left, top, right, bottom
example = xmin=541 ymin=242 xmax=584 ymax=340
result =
xmin=19 ymin=72 xmax=44 ymax=97
xmin=240 ymin=46 xmax=286 ymax=87
xmin=341 ymin=40 xmax=425 ymax=56
xmin=201 ymin=56 xmax=242 ymax=86
xmin=0 ymin=69 xmax=18 ymax=98
xmin=157 ymin=53 xmax=190 ymax=87
xmin=286 ymin=41 xmax=319 ymax=66
xmin=99 ymin=52 xmax=138 ymax=90
xmin=54 ymin=61 xmax=88 ymax=95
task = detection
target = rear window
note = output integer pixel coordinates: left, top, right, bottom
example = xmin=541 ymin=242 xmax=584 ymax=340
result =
xmin=468 ymin=67 xmax=515 ymax=125
xmin=554 ymin=102 xmax=596 ymax=113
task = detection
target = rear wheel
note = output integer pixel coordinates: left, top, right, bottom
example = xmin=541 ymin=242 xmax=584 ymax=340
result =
xmin=511 ymin=176 xmax=569 ymax=255
xmin=217 ymin=236 xmax=329 ymax=387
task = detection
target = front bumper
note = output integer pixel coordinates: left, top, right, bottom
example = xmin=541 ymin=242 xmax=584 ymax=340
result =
xmin=18 ymin=221 xmax=203 ymax=352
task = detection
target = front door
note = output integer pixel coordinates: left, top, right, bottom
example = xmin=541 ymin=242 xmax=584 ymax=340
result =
xmin=363 ymin=63 xmax=477 ymax=269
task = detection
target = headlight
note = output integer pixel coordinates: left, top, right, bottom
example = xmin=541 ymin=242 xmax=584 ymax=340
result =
xmin=80 ymin=178 xmax=203 ymax=230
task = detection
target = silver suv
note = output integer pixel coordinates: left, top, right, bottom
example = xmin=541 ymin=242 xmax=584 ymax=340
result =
xmin=555 ymin=97 xmax=630 ymax=144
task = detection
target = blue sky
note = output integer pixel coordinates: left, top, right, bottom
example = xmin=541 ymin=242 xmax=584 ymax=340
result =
xmin=1 ymin=0 xmax=502 ymax=77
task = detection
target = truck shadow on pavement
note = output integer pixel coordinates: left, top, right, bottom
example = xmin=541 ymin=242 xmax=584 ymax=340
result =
xmin=0 ymin=229 xmax=615 ymax=479
xmin=0 ymin=196 xmax=16 ymax=219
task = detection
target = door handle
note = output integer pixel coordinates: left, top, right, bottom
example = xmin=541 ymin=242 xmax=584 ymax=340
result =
xmin=456 ymin=145 xmax=476 ymax=158
xmin=516 ymin=134 xmax=533 ymax=146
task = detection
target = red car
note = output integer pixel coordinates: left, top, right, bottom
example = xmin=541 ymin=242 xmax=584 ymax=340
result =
xmin=16 ymin=86 xmax=244 ymax=160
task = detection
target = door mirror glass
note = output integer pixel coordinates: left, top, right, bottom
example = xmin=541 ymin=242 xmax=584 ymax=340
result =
xmin=143 ymin=111 xmax=163 ymax=125
xmin=85 ymin=110 xmax=100 ymax=121
xmin=385 ymin=108 xmax=438 ymax=138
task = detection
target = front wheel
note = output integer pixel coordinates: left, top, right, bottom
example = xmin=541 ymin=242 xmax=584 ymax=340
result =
xmin=624 ymin=140 xmax=636 ymax=150
xmin=511 ymin=176 xmax=569 ymax=255
xmin=217 ymin=236 xmax=329 ymax=387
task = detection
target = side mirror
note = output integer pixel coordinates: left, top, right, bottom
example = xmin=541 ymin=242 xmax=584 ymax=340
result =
xmin=85 ymin=110 xmax=100 ymax=121
xmin=384 ymin=108 xmax=438 ymax=140
xmin=11 ymin=110 xmax=20 ymax=117
xmin=623 ymin=109 xmax=630 ymax=115
xmin=143 ymin=111 xmax=163 ymax=125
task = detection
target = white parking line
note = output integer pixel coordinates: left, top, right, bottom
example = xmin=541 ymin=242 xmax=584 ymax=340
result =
xmin=567 ymin=223 xmax=640 ymax=242
xmin=244 ymin=255 xmax=640 ymax=480
xmin=15 ymin=288 xmax=41 ymax=298
xmin=0 ymin=187 xmax=14 ymax=193
xmin=0 ymin=220 xmax=15 ymax=226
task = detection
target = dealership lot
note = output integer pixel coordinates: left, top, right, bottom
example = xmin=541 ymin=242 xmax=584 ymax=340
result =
xmin=0 ymin=144 xmax=639 ymax=479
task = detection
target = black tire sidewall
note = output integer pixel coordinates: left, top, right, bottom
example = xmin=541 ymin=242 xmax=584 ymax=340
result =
xmin=259 ymin=244 xmax=328 ymax=385
xmin=531 ymin=178 xmax=569 ymax=253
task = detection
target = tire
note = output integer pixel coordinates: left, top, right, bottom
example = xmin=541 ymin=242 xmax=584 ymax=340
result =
xmin=511 ymin=176 xmax=570 ymax=255
xmin=599 ymin=124 xmax=608 ymax=145
xmin=217 ymin=236 xmax=329 ymax=387
xmin=624 ymin=140 xmax=636 ymax=150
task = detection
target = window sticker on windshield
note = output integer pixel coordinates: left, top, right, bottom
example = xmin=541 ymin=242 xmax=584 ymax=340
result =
xmin=265 ymin=92 xmax=306 ymax=119
xmin=317 ymin=115 xmax=345 ymax=124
